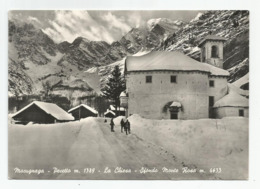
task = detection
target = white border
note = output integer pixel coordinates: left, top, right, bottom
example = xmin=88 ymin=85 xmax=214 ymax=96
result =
xmin=1 ymin=0 xmax=260 ymax=188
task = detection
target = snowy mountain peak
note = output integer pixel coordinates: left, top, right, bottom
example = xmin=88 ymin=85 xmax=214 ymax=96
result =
xmin=147 ymin=18 xmax=185 ymax=31
xmin=72 ymin=37 xmax=90 ymax=46
xmin=190 ymin=12 xmax=203 ymax=22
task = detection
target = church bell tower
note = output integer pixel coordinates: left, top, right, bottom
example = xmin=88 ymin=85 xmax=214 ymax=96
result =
xmin=198 ymin=35 xmax=227 ymax=68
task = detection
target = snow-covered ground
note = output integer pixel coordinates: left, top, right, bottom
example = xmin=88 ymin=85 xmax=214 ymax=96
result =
xmin=9 ymin=115 xmax=248 ymax=180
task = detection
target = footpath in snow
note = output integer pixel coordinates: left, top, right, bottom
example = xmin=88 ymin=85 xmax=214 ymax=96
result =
xmin=9 ymin=115 xmax=248 ymax=180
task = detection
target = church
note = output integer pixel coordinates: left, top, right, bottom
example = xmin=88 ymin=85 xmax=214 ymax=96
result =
xmin=120 ymin=35 xmax=249 ymax=120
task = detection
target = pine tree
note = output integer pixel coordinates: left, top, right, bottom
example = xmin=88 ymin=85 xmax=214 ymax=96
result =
xmin=101 ymin=65 xmax=125 ymax=116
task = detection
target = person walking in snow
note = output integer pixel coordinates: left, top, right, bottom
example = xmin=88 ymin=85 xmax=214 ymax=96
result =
xmin=110 ymin=117 xmax=115 ymax=132
xmin=120 ymin=118 xmax=126 ymax=133
xmin=125 ymin=119 xmax=131 ymax=135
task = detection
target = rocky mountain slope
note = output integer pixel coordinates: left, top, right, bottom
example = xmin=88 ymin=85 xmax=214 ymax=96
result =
xmin=88 ymin=10 xmax=249 ymax=90
xmin=161 ymin=10 xmax=249 ymax=82
xmin=8 ymin=10 xmax=249 ymax=99
xmin=8 ymin=17 xmax=184 ymax=97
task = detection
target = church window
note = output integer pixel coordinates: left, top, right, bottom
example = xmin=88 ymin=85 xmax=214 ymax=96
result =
xmin=209 ymin=80 xmax=215 ymax=87
xmin=239 ymin=109 xmax=244 ymax=117
xmin=171 ymin=75 xmax=177 ymax=83
xmin=211 ymin=45 xmax=219 ymax=58
xmin=202 ymin=47 xmax=206 ymax=62
xmin=146 ymin=75 xmax=152 ymax=83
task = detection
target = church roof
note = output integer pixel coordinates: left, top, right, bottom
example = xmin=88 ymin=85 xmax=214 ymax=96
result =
xmin=198 ymin=35 xmax=227 ymax=47
xmin=213 ymin=92 xmax=249 ymax=108
xmin=125 ymin=51 xmax=229 ymax=76
xmin=202 ymin=63 xmax=230 ymax=77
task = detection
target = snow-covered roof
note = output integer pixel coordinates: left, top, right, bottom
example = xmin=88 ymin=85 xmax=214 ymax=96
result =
xmin=104 ymin=110 xmax=116 ymax=116
xmin=12 ymin=101 xmax=74 ymax=121
xmin=125 ymin=51 xmax=230 ymax=77
xmin=213 ymin=92 xmax=249 ymax=108
xmin=170 ymin=101 xmax=182 ymax=107
xmin=232 ymin=73 xmax=249 ymax=88
xmin=198 ymin=35 xmax=227 ymax=47
xmin=109 ymin=105 xmax=125 ymax=111
xmin=68 ymin=104 xmax=98 ymax=114
xmin=120 ymin=91 xmax=127 ymax=97
xmin=203 ymin=63 xmax=230 ymax=77
xmin=228 ymin=83 xmax=249 ymax=98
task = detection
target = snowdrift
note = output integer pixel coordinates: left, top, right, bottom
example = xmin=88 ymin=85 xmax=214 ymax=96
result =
xmin=128 ymin=114 xmax=248 ymax=179
xmin=9 ymin=115 xmax=248 ymax=180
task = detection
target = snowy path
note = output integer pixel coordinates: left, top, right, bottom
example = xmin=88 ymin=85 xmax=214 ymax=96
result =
xmin=9 ymin=117 xmax=214 ymax=179
xmin=51 ymin=118 xmax=212 ymax=179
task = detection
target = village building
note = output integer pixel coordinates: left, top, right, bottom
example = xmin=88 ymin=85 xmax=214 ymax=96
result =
xmin=104 ymin=110 xmax=116 ymax=118
xmin=68 ymin=104 xmax=98 ymax=120
xmin=108 ymin=105 xmax=126 ymax=116
xmin=12 ymin=101 xmax=74 ymax=124
xmin=121 ymin=35 xmax=249 ymax=120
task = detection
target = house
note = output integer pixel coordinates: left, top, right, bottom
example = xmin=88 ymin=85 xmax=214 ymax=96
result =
xmin=68 ymin=104 xmax=98 ymax=120
xmin=108 ymin=105 xmax=126 ymax=116
xmin=121 ymin=35 xmax=249 ymax=119
xmin=12 ymin=101 xmax=74 ymax=124
xmin=104 ymin=110 xmax=116 ymax=118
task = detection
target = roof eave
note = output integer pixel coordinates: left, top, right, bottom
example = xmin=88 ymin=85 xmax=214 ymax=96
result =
xmin=198 ymin=38 xmax=227 ymax=47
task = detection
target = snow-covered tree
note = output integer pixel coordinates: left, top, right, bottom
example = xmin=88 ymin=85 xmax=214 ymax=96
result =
xmin=101 ymin=65 xmax=125 ymax=116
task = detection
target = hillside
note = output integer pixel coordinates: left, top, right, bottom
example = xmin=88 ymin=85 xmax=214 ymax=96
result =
xmin=8 ymin=17 xmax=183 ymax=98
xmin=87 ymin=10 xmax=249 ymax=89
xmin=8 ymin=10 xmax=249 ymax=101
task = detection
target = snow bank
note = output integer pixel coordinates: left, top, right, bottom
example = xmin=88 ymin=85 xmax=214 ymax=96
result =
xmin=113 ymin=116 xmax=126 ymax=126
xmin=128 ymin=114 xmax=248 ymax=179
xmin=9 ymin=115 xmax=248 ymax=179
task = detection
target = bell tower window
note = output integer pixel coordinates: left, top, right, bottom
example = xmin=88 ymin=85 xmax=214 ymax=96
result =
xmin=211 ymin=45 xmax=219 ymax=58
xmin=202 ymin=47 xmax=206 ymax=62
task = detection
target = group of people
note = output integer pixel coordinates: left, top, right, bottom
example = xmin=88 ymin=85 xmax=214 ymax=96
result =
xmin=110 ymin=117 xmax=131 ymax=135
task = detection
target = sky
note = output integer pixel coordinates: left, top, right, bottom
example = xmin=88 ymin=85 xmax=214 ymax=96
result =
xmin=9 ymin=10 xmax=203 ymax=44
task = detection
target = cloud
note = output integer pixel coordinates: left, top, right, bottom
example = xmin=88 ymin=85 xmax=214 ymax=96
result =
xmin=126 ymin=12 xmax=143 ymax=28
xmin=101 ymin=12 xmax=131 ymax=33
xmin=42 ymin=10 xmax=132 ymax=43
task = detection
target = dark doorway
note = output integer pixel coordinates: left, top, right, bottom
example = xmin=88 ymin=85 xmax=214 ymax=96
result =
xmin=171 ymin=112 xmax=178 ymax=119
xmin=209 ymin=96 xmax=215 ymax=118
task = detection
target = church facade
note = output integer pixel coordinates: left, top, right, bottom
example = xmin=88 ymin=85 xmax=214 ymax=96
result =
xmin=121 ymin=35 xmax=249 ymax=120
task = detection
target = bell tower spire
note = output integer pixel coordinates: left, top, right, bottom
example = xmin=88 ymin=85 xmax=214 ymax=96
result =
xmin=198 ymin=35 xmax=227 ymax=68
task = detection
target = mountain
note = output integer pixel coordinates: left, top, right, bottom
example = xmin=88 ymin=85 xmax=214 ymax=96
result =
xmin=8 ymin=20 xmax=95 ymax=99
xmin=8 ymin=10 xmax=249 ymax=101
xmin=8 ymin=17 xmax=184 ymax=97
xmin=161 ymin=10 xmax=249 ymax=82
xmin=89 ymin=11 xmax=249 ymax=90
